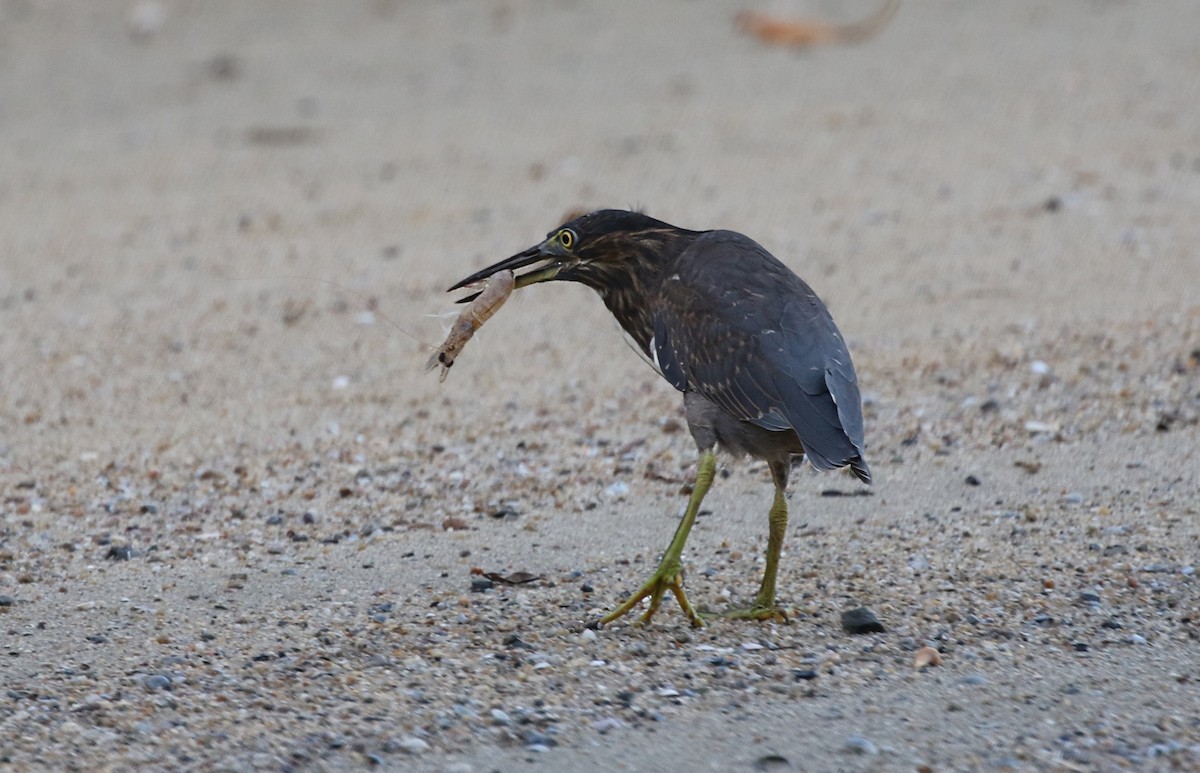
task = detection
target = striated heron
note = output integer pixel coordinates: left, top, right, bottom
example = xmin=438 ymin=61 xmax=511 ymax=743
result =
xmin=448 ymin=209 xmax=871 ymax=627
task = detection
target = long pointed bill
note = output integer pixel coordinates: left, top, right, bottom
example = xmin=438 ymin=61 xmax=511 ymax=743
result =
xmin=447 ymin=245 xmax=563 ymax=300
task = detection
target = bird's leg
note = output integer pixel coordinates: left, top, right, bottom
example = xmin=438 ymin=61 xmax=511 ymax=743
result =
xmin=596 ymin=450 xmax=717 ymax=628
xmin=721 ymin=465 xmax=790 ymax=621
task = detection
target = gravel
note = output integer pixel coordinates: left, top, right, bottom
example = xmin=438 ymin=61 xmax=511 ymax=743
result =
xmin=2 ymin=2 xmax=1199 ymax=771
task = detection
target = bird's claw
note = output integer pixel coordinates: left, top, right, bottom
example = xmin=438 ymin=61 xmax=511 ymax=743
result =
xmin=596 ymin=564 xmax=704 ymax=628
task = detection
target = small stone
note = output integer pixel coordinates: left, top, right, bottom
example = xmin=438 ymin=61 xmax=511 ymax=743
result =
xmin=580 ymin=628 xmax=598 ymax=643
xmin=142 ymin=674 xmax=171 ymax=691
xmin=394 ymin=736 xmax=429 ymax=754
xmin=1060 ymin=492 xmax=1084 ymax=505
xmin=793 ymin=669 xmax=818 ymax=681
xmin=0 ymin=595 xmax=13 ymax=607
xmin=841 ymin=606 xmax=885 ymax=635
xmin=914 ymin=646 xmax=942 ymax=669
xmin=842 ymin=735 xmax=878 ymax=755
xmin=961 ymin=674 xmax=988 ymax=686
xmin=754 ymin=754 xmax=793 ymax=771
xmin=490 ymin=708 xmax=511 ymax=725
xmin=908 ymin=554 xmax=930 ymax=572
xmin=964 ymin=474 xmax=981 ymax=486
xmin=469 ymin=577 xmax=494 ymax=593
xmin=604 ymin=481 xmax=629 ymax=498
xmin=591 ymin=717 xmax=622 ymax=734
xmin=105 ymin=541 xmax=133 ymax=561
xmin=1077 ymin=592 xmax=1102 ymax=606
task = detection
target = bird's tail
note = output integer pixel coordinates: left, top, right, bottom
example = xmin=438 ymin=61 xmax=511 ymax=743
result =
xmin=848 ymin=456 xmax=872 ymax=485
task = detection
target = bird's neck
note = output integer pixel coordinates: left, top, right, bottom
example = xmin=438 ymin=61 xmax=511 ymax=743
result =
xmin=590 ymin=230 xmax=698 ymax=356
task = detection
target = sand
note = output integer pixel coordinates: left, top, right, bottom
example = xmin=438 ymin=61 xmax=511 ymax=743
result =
xmin=1 ymin=1 xmax=1198 ymax=770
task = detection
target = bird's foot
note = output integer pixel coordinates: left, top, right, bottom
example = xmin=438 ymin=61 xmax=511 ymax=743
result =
xmin=592 ymin=560 xmax=704 ymax=629
xmin=713 ymin=603 xmax=789 ymax=623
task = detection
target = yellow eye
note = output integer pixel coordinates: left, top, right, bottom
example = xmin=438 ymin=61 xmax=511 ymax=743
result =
xmin=558 ymin=228 xmax=576 ymax=250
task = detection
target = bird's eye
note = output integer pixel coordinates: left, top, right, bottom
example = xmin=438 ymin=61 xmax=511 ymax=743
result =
xmin=557 ymin=229 xmax=577 ymax=251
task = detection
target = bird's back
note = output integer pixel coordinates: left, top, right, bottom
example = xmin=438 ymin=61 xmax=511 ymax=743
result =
xmin=651 ymin=230 xmax=870 ymax=482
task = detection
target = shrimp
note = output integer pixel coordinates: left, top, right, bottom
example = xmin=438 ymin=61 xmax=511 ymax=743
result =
xmin=425 ymin=269 xmax=515 ymax=382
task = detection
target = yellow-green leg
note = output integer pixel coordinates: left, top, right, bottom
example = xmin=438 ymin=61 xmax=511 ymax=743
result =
xmin=720 ymin=481 xmax=789 ymax=621
xmin=596 ymin=450 xmax=717 ymax=628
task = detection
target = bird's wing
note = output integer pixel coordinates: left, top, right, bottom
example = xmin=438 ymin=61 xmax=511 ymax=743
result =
xmin=651 ymin=231 xmax=866 ymax=472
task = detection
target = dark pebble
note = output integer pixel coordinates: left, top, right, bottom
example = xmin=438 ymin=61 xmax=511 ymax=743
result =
xmin=1077 ymin=592 xmax=1102 ymax=605
xmin=503 ymin=633 xmax=533 ymax=650
xmin=841 ymin=606 xmax=885 ymax=635
xmin=580 ymin=583 xmax=594 ymax=593
xmin=1072 ymin=642 xmax=1090 ymax=652
xmin=0 ymin=595 xmax=14 ymax=607
xmin=470 ymin=577 xmax=494 ymax=593
xmin=1101 ymin=618 xmax=1123 ymax=630
xmin=754 ymin=754 xmax=793 ymax=771
xmin=105 ymin=543 xmax=133 ymax=561
xmin=965 ymin=474 xmax=981 ymax=486
xmin=793 ymin=669 xmax=818 ymax=681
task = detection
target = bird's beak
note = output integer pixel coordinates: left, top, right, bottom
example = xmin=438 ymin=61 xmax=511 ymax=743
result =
xmin=447 ymin=242 xmax=565 ymax=296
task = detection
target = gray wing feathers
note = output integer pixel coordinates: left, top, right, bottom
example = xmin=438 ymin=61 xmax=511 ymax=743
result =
xmin=653 ymin=231 xmax=868 ymax=474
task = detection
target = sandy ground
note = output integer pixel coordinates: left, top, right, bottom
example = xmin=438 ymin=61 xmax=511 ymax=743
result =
xmin=2 ymin=1 xmax=1199 ymax=770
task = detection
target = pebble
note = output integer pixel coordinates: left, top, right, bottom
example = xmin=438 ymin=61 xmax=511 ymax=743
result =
xmin=490 ymin=708 xmax=511 ymax=725
xmin=908 ymin=554 xmax=930 ymax=572
xmin=842 ymin=735 xmax=879 ymax=755
xmin=591 ymin=717 xmax=622 ymax=734
xmin=914 ymin=646 xmax=942 ymax=669
xmin=395 ymin=736 xmax=429 ymax=754
xmin=841 ymin=607 xmax=885 ymax=635
xmin=142 ymin=674 xmax=171 ymax=691
xmin=604 ymin=481 xmax=630 ymax=498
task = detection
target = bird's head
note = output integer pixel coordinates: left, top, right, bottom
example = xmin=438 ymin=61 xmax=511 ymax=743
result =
xmin=448 ymin=209 xmax=697 ymax=298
